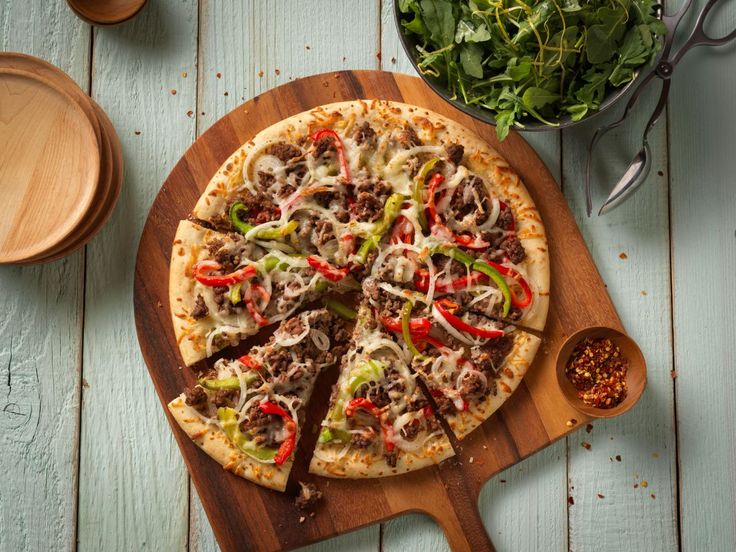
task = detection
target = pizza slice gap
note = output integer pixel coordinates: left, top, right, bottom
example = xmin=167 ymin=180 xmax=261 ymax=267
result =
xmin=309 ymin=301 xmax=455 ymax=479
xmin=170 ymin=220 xmax=357 ymax=366
xmin=168 ymin=308 xmax=351 ymax=492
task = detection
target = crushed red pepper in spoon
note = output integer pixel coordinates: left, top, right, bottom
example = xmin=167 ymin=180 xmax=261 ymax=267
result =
xmin=565 ymin=337 xmax=628 ymax=408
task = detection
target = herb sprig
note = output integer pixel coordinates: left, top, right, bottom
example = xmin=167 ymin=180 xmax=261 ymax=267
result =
xmin=399 ymin=0 xmax=666 ymax=140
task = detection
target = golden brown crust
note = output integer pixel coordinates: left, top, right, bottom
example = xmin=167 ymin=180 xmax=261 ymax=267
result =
xmin=168 ymin=397 xmax=290 ymax=491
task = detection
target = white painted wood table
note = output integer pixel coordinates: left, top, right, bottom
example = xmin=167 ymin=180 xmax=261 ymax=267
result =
xmin=1 ymin=1 xmax=734 ymax=550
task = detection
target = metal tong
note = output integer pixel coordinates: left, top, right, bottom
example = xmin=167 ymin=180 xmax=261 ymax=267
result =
xmin=586 ymin=0 xmax=736 ymax=216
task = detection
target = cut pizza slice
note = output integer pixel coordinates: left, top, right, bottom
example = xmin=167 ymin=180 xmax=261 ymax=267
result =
xmin=168 ymin=309 xmax=350 ymax=491
xmin=310 ymin=301 xmax=454 ymax=478
xmin=169 ymin=220 xmax=357 ymax=365
xmin=363 ymin=269 xmax=541 ymax=440
xmin=410 ymin=328 xmax=541 ymax=440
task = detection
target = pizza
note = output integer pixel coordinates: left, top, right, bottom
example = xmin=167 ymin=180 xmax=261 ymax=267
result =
xmin=167 ymin=99 xmax=549 ymax=489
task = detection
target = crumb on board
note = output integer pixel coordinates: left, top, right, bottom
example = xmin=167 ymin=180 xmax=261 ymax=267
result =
xmin=581 ymin=441 xmax=592 ymax=450
xmin=224 ymin=91 xmax=229 ymax=96
xmin=171 ymin=89 xmax=177 ymax=95
xmin=469 ymin=456 xmax=474 ymax=464
xmin=299 ymin=516 xmax=305 ymax=524
xmin=641 ymin=480 xmax=648 ymax=488
xmin=597 ymin=493 xmax=605 ymax=499
xmin=568 ymin=496 xmax=574 ymax=505
xmin=391 ymin=56 xmax=397 ymax=64
xmin=275 ymin=68 xmax=281 ymax=76
xmin=187 ymin=110 xmax=193 ymax=117
xmin=83 ymin=379 xmax=90 ymax=389
xmin=566 ymin=418 xmax=577 ymax=427
xmin=134 ymin=130 xmax=141 ymax=135
xmin=619 ymin=252 xmax=628 ymax=259
xmin=499 ymin=479 xmax=506 ymax=483
xmin=586 ymin=423 xmax=593 ymax=433
xmin=652 ymin=453 xmax=659 ymax=459
xmin=615 ymin=455 xmax=622 ymax=462
xmin=651 ymin=494 xmax=656 ymax=499
xmin=295 ymin=482 xmax=322 ymax=511
xmin=641 ymin=290 xmax=648 ymax=296
xmin=671 ymin=370 xmax=678 ymax=379
xmin=216 ymin=72 xmax=221 ymax=78
xmin=181 ymin=71 xmax=187 ymax=78
xmin=258 ymin=70 xmax=264 ymax=77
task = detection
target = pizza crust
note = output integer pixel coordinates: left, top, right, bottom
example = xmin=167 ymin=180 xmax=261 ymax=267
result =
xmin=168 ymin=396 xmax=291 ymax=491
xmin=309 ymin=432 xmax=454 ymax=479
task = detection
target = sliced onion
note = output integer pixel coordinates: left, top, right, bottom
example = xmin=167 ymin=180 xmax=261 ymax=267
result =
xmin=384 ymin=145 xmax=446 ymax=174
xmin=456 ymin=365 xmax=488 ymax=395
xmin=310 ymin=329 xmax=330 ymax=351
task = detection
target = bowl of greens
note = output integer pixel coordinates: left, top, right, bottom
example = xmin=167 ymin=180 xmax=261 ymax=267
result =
xmin=395 ymin=0 xmax=666 ymax=140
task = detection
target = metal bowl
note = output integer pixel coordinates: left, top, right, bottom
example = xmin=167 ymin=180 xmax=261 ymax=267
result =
xmin=393 ymin=4 xmax=643 ymax=132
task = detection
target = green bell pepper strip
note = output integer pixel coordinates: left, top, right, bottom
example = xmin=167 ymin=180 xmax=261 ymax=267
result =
xmin=318 ymin=427 xmax=352 ymax=444
xmin=412 ymin=158 xmax=439 ymax=232
xmin=352 ymin=193 xmax=405 ymax=264
xmin=229 ymin=283 xmax=242 ymax=305
xmin=198 ymin=372 xmax=259 ymax=390
xmin=229 ymin=202 xmax=299 ymax=239
xmin=401 ymin=300 xmax=426 ymax=359
xmin=324 ymin=359 xmax=385 ymax=428
xmin=322 ymin=298 xmax=357 ymax=320
xmin=217 ymin=407 xmax=278 ymax=462
xmin=229 ymin=202 xmax=254 ymax=234
xmin=432 ymin=245 xmax=512 ymax=317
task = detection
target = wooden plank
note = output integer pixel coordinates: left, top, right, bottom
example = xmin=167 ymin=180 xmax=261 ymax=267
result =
xmin=76 ymin=1 xmax=198 ymax=550
xmin=561 ymin=80 xmax=678 ymax=548
xmin=0 ymin=2 xmax=89 ymax=551
xmin=191 ymin=2 xmax=382 ymax=550
xmin=669 ymin=2 xmax=736 ymax=549
xmin=379 ymin=2 xmax=567 ymax=551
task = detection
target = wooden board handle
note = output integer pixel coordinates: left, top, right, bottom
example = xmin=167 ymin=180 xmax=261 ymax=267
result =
xmin=431 ymin=501 xmax=495 ymax=552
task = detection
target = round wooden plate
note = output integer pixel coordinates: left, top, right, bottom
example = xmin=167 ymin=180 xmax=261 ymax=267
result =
xmin=66 ymin=0 xmax=148 ymax=26
xmin=23 ymin=100 xmax=124 ymax=264
xmin=135 ymin=71 xmax=638 ymax=552
xmin=0 ymin=68 xmax=100 ymax=263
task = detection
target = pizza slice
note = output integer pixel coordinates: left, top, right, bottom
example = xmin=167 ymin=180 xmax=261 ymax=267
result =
xmin=169 ymin=220 xmax=356 ymax=365
xmin=310 ymin=301 xmax=454 ymax=478
xmin=168 ymin=308 xmax=350 ymax=491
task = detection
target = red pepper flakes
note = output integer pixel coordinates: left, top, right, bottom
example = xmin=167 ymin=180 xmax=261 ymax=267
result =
xmin=565 ymin=337 xmax=628 ymax=409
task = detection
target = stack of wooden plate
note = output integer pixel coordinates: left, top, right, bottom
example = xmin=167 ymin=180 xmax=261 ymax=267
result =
xmin=0 ymin=53 xmax=123 ymax=265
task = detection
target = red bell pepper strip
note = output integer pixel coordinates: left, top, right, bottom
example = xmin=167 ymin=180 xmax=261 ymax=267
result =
xmin=244 ymin=282 xmax=270 ymax=327
xmin=414 ymin=269 xmax=488 ymax=294
xmin=307 ymin=255 xmax=350 ymax=282
xmin=434 ymin=298 xmax=505 ymax=339
xmin=237 ymin=354 xmax=262 ymax=371
xmin=311 ymin=129 xmax=351 ymax=182
xmin=426 ymin=174 xmax=489 ymax=250
xmin=344 ymin=398 xmax=395 ymax=452
xmin=480 ymin=260 xmax=533 ymax=308
xmin=379 ymin=312 xmax=431 ymax=337
xmin=259 ymin=401 xmax=297 ymax=466
xmin=193 ymin=261 xmax=257 ymax=287
xmin=389 ymin=215 xmax=414 ymax=244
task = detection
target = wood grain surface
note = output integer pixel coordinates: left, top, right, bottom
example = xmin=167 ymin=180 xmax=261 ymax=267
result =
xmin=0 ymin=68 xmax=100 ymax=262
xmin=2 ymin=1 xmax=735 ymax=551
xmin=133 ymin=69 xmax=636 ymax=552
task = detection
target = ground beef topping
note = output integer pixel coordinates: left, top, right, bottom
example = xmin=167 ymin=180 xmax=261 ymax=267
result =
xmin=353 ymin=121 xmax=377 ymax=147
xmin=501 ymin=236 xmax=526 ymax=264
xmin=471 ymin=336 xmax=514 ymax=378
xmin=184 ymin=386 xmax=208 ymax=413
xmin=191 ymin=294 xmax=209 ymax=319
xmin=350 ymin=175 xmax=391 ymax=222
xmin=446 ymin=143 xmax=464 ymax=165
xmin=239 ymin=406 xmax=284 ymax=448
xmin=269 ymin=142 xmax=302 ymax=163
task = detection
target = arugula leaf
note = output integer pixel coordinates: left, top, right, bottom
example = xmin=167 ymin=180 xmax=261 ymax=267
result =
xmin=455 ymin=20 xmax=491 ymax=43
xmin=420 ymin=0 xmax=455 ymax=47
xmin=460 ymin=43 xmax=484 ymax=78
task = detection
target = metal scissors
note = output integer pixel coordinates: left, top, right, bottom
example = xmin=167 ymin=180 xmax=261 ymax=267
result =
xmin=585 ymin=0 xmax=736 ymax=216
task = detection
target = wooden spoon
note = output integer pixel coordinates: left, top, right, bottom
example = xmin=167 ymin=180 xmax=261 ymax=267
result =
xmin=555 ymin=326 xmax=647 ymax=419
xmin=66 ymin=0 xmax=147 ymax=26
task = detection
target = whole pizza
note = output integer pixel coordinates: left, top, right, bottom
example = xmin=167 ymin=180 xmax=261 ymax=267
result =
xmin=167 ymin=100 xmax=549 ymax=491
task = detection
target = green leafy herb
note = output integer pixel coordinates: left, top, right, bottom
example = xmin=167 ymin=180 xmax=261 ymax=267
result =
xmin=399 ymin=0 xmax=665 ymax=140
